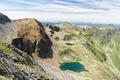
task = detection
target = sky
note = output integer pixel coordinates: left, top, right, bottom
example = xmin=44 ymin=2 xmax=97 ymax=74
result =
xmin=0 ymin=0 xmax=120 ymax=24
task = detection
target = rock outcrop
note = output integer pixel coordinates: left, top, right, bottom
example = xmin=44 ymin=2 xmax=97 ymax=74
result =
xmin=0 ymin=13 xmax=11 ymax=24
xmin=0 ymin=16 xmax=53 ymax=58
xmin=0 ymin=42 xmax=51 ymax=80
xmin=13 ymin=18 xmax=53 ymax=58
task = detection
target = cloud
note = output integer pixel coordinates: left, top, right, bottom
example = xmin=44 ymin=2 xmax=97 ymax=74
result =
xmin=0 ymin=0 xmax=120 ymax=24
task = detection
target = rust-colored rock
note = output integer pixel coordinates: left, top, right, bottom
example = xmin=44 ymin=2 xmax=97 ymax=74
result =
xmin=12 ymin=18 xmax=53 ymax=58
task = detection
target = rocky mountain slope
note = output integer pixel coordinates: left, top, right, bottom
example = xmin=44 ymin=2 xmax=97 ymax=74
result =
xmin=44 ymin=23 xmax=120 ymax=80
xmin=0 ymin=13 xmax=72 ymax=80
xmin=0 ymin=13 xmax=120 ymax=80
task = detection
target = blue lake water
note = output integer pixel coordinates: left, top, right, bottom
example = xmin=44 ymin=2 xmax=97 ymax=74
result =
xmin=59 ymin=62 xmax=86 ymax=72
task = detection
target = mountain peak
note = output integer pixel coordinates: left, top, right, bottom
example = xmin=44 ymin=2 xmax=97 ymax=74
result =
xmin=13 ymin=18 xmax=43 ymax=30
xmin=0 ymin=12 xmax=11 ymax=24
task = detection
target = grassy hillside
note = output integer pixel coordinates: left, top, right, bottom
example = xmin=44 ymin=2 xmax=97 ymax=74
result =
xmin=45 ymin=24 xmax=119 ymax=80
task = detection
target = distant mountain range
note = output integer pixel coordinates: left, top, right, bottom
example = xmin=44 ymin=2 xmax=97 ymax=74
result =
xmin=42 ymin=21 xmax=120 ymax=27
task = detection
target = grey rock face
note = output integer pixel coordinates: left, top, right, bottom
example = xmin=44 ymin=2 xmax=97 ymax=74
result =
xmin=0 ymin=13 xmax=11 ymax=24
xmin=0 ymin=44 xmax=52 ymax=80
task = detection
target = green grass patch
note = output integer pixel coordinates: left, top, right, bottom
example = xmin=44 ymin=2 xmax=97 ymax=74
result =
xmin=0 ymin=42 xmax=11 ymax=53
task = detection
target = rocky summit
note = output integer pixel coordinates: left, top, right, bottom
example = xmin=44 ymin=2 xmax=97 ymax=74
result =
xmin=0 ymin=13 xmax=120 ymax=80
xmin=0 ymin=13 xmax=11 ymax=24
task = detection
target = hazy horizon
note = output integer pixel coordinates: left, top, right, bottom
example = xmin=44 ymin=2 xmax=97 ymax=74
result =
xmin=0 ymin=0 xmax=120 ymax=24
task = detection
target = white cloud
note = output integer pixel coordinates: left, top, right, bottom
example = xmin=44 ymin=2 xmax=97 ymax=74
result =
xmin=0 ymin=0 xmax=120 ymax=24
